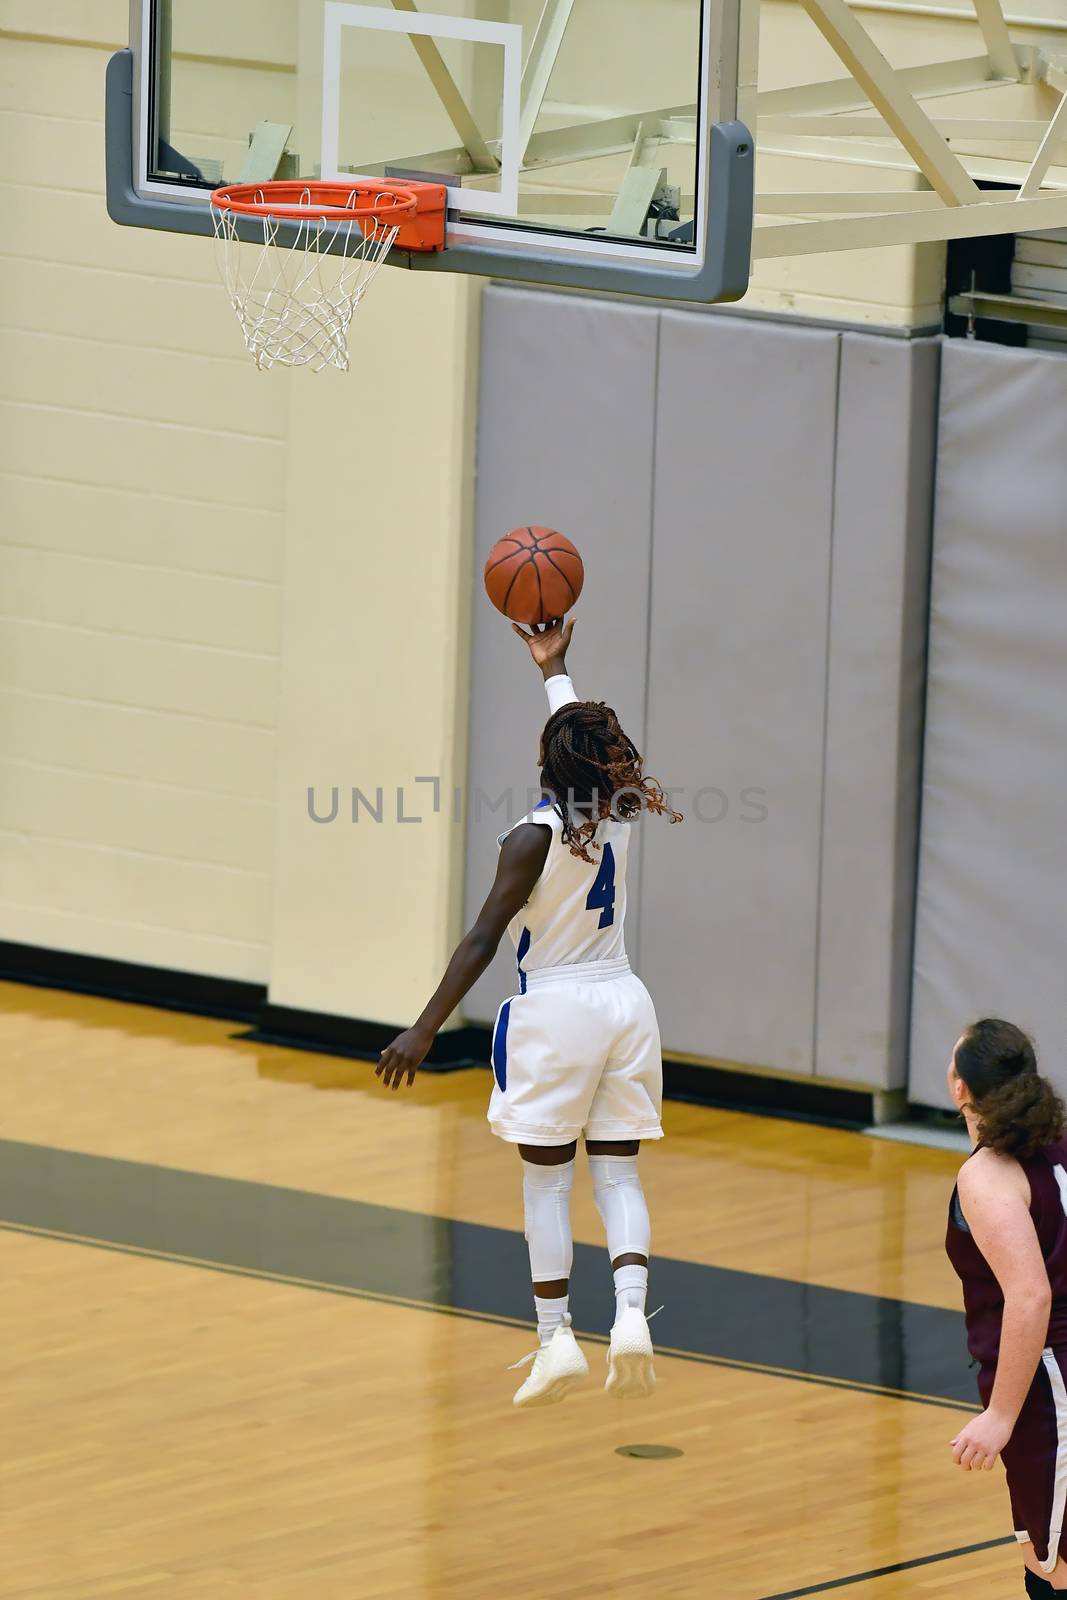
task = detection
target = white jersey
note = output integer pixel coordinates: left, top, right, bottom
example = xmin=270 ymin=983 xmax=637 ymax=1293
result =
xmin=498 ymin=803 xmax=629 ymax=991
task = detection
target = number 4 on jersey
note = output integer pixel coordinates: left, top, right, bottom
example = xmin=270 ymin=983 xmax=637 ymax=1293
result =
xmin=585 ymin=842 xmax=616 ymax=929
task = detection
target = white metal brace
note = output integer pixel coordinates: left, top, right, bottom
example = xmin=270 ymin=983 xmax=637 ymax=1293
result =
xmin=793 ymin=0 xmax=982 ymax=204
xmin=389 ymin=0 xmax=498 ymax=173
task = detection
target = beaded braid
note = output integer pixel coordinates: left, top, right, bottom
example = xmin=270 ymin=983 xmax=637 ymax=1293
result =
xmin=539 ymin=700 xmax=683 ymax=863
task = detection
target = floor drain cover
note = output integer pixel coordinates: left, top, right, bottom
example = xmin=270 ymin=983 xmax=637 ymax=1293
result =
xmin=614 ymin=1444 xmax=683 ymax=1459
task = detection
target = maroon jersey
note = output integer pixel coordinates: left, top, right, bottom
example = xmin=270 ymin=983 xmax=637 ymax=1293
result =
xmin=946 ymin=1138 xmax=1067 ymax=1366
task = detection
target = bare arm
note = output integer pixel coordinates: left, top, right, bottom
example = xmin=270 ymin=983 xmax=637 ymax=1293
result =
xmin=377 ymin=617 xmax=576 ymax=1091
xmin=950 ymin=1151 xmax=1051 ymax=1471
xmin=376 ymin=823 xmax=551 ymax=1089
xmin=511 ymin=616 xmax=577 ymax=696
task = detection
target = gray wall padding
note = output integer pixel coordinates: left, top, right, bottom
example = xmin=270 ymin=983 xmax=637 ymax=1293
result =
xmin=464 ymin=287 xmax=660 ymax=1022
xmin=910 ymin=341 xmax=1067 ymax=1108
xmin=466 ymin=287 xmax=939 ymax=1091
xmin=637 ymin=315 xmax=839 ymax=1077
xmin=816 ymin=336 xmax=940 ymax=1088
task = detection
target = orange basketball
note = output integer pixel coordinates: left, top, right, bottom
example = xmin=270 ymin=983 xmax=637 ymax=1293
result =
xmin=483 ymin=526 xmax=584 ymax=624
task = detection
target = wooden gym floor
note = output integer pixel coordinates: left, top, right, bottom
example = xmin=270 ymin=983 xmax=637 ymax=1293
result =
xmin=0 ymin=980 xmax=1021 ymax=1600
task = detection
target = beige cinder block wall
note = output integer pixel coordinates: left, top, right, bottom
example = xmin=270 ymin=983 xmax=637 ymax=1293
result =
xmin=0 ymin=7 xmax=288 ymax=983
xmin=267 ymin=273 xmax=479 ymax=1026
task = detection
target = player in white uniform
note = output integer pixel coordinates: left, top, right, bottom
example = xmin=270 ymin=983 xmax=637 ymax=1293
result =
xmin=377 ymin=619 xmax=681 ymax=1406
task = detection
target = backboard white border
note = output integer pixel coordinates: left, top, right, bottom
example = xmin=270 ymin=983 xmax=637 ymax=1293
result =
xmin=321 ymin=2 xmax=521 ymax=220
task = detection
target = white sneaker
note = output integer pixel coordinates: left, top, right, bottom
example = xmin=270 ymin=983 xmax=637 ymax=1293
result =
xmin=511 ymin=1320 xmax=589 ymax=1408
xmin=605 ymin=1305 xmax=657 ymax=1399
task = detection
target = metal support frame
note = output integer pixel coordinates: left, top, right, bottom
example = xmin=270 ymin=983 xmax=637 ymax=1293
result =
xmin=517 ymin=0 xmax=575 ymax=164
xmin=759 ymin=115 xmax=1059 ymax=141
xmin=756 ymin=54 xmax=1008 ymax=116
xmin=388 ymin=0 xmax=498 ymax=174
xmin=971 ymin=0 xmax=1019 ymax=80
xmin=1020 ymin=88 xmax=1067 ymax=196
xmin=353 ymin=105 xmax=701 ymax=182
xmin=756 ymin=190 xmax=941 ymax=213
xmin=753 ymin=191 xmax=1067 ymax=256
xmin=750 ymin=0 xmax=1067 ymax=255
xmin=794 ymin=0 xmax=981 ymax=203
xmin=605 ymin=122 xmax=669 ymax=237
xmin=1045 ymin=59 xmax=1067 ymax=96
xmin=949 ymin=288 xmax=1067 ymax=328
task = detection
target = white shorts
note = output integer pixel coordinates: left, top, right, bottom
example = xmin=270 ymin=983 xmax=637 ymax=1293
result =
xmin=487 ymin=956 xmax=664 ymax=1146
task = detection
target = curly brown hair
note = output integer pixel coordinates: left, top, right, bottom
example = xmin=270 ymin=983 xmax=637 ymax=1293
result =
xmin=539 ymin=700 xmax=682 ymax=863
xmin=955 ymin=1018 xmax=1065 ymax=1159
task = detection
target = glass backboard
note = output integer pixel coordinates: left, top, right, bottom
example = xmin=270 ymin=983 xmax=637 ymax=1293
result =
xmin=107 ymin=0 xmax=754 ymax=302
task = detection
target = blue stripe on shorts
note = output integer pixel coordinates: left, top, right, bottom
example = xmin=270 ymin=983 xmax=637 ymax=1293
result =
xmin=491 ymin=1000 xmax=511 ymax=1093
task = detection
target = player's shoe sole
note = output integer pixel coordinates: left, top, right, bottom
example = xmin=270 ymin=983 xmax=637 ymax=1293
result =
xmin=512 ymin=1325 xmax=589 ymax=1408
xmin=605 ymin=1306 xmax=656 ymax=1400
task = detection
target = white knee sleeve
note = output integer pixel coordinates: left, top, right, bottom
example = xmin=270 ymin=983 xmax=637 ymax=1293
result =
xmin=522 ymin=1158 xmax=575 ymax=1282
xmin=588 ymin=1154 xmax=650 ymax=1259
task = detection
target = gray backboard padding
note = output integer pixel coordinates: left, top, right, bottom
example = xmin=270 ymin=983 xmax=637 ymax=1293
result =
xmin=637 ymin=314 xmax=840 ymax=1076
xmin=910 ymin=341 xmax=1067 ymax=1108
xmin=463 ymin=286 xmax=660 ymax=1024
xmin=815 ymin=335 xmax=940 ymax=1089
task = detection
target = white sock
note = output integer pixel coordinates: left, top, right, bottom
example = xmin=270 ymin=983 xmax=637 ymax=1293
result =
xmin=613 ymin=1263 xmax=648 ymax=1316
xmin=534 ymin=1294 xmax=569 ymax=1346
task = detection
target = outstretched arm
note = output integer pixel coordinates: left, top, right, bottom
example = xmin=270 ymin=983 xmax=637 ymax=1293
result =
xmin=376 ymin=823 xmax=551 ymax=1090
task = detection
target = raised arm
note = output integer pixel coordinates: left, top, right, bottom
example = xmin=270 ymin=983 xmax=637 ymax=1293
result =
xmin=511 ymin=617 xmax=579 ymax=711
xmin=376 ymin=823 xmax=551 ymax=1090
xmin=950 ymin=1151 xmax=1052 ymax=1470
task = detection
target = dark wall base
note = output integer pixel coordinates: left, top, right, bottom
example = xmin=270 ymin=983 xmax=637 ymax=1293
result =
xmin=661 ymin=1058 xmax=874 ymax=1128
xmin=0 ymin=941 xmax=877 ymax=1122
xmin=239 ymin=1006 xmax=486 ymax=1070
xmin=0 ymin=940 xmax=263 ymax=1022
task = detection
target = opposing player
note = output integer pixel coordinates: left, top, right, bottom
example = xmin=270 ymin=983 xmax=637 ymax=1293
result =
xmin=377 ymin=618 xmax=681 ymax=1407
xmin=945 ymin=1019 xmax=1067 ymax=1596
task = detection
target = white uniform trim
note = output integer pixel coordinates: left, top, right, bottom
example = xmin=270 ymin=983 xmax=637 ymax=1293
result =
xmin=525 ymin=955 xmax=631 ymax=988
xmin=1040 ymin=1347 xmax=1067 ymax=1574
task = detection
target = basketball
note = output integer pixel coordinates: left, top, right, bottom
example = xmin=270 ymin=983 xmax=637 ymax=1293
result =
xmin=483 ymin=526 xmax=585 ymax=624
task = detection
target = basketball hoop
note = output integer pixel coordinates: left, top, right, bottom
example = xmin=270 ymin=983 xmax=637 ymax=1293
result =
xmin=210 ymin=179 xmax=446 ymax=372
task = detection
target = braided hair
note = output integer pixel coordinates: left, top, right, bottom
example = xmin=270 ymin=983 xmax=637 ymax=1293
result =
xmin=538 ymin=700 xmax=682 ymax=862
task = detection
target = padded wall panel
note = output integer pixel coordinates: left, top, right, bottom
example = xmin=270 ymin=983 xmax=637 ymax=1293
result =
xmin=463 ymin=287 xmax=660 ymax=1023
xmin=910 ymin=341 xmax=1067 ymax=1108
xmin=638 ymin=315 xmax=839 ymax=1075
xmin=815 ymin=335 xmax=939 ymax=1089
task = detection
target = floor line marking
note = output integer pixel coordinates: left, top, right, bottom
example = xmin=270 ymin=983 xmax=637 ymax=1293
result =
xmin=757 ymin=1534 xmax=1016 ymax=1598
xmin=0 ymin=1219 xmax=978 ymax=1412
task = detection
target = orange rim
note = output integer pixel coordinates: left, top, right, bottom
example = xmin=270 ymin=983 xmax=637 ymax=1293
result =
xmin=210 ymin=180 xmax=419 ymax=224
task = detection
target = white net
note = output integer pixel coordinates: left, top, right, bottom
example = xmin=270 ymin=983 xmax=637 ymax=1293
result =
xmin=211 ymin=191 xmax=401 ymax=372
